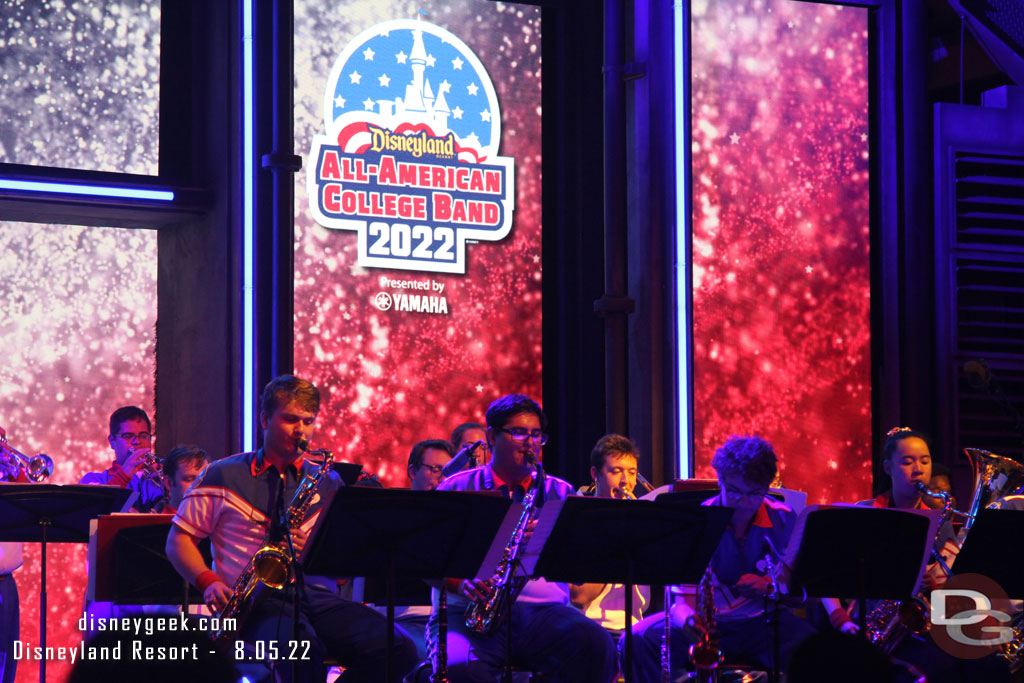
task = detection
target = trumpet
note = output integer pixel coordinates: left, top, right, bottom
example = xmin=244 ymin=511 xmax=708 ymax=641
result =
xmin=0 ymin=438 xmax=54 ymax=482
xmin=616 ymin=484 xmax=637 ymax=499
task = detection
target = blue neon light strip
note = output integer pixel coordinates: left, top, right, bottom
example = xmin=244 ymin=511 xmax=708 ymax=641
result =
xmin=0 ymin=178 xmax=174 ymax=201
xmin=242 ymin=0 xmax=255 ymax=451
xmin=674 ymin=0 xmax=692 ymax=479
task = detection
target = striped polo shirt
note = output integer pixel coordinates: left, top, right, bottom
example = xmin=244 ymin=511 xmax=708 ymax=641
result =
xmin=172 ymin=449 xmax=342 ymax=586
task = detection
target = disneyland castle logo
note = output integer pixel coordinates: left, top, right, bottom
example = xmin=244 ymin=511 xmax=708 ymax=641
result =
xmin=307 ymin=18 xmax=516 ymax=274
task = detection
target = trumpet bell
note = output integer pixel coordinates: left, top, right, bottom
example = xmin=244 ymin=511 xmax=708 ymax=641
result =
xmin=26 ymin=454 xmax=54 ymax=482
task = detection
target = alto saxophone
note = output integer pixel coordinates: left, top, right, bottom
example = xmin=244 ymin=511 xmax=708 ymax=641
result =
xmin=213 ymin=440 xmax=334 ymax=639
xmin=865 ymin=481 xmax=955 ymax=653
xmin=464 ymin=461 xmax=545 ymax=635
xmin=687 ymin=567 xmax=724 ymax=683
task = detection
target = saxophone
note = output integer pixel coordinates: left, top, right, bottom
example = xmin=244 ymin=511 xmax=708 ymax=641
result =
xmin=686 ymin=567 xmax=724 ymax=683
xmin=464 ymin=461 xmax=545 ymax=634
xmin=213 ymin=440 xmax=334 ymax=639
xmin=865 ymin=481 xmax=955 ymax=653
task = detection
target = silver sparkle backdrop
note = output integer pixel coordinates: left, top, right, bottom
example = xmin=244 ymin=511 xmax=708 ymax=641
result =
xmin=0 ymin=4 xmax=160 ymax=680
xmin=0 ymin=0 xmax=160 ymax=174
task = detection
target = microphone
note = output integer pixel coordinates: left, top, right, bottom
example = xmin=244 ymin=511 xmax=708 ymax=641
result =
xmin=441 ymin=440 xmax=485 ymax=477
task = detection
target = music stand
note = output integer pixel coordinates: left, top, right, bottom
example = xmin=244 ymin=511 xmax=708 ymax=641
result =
xmin=953 ymin=508 xmax=1024 ymax=598
xmin=331 ymin=462 xmax=364 ymax=486
xmin=526 ymin=496 xmax=734 ymax=683
xmin=302 ymin=487 xmax=512 ymax=681
xmin=88 ymin=514 xmax=212 ymax=605
xmin=0 ymin=483 xmax=131 ymax=682
xmin=784 ymin=505 xmax=940 ymax=633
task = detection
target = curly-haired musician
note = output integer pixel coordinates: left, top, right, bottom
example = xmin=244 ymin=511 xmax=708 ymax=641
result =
xmin=626 ymin=434 xmax=815 ymax=682
xmin=427 ymin=394 xmax=619 ymax=683
xmin=79 ymin=405 xmax=166 ymax=512
xmin=165 ymin=375 xmax=417 ymax=683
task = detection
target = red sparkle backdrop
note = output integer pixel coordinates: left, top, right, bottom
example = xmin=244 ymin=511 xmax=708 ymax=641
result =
xmin=293 ymin=1 xmax=543 ymax=484
xmin=0 ymin=223 xmax=157 ymax=683
xmin=690 ymin=0 xmax=873 ymax=505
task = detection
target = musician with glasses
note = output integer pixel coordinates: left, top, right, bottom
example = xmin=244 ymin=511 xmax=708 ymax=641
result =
xmin=79 ymin=405 xmax=166 ymax=512
xmin=408 ymin=439 xmax=454 ymax=492
xmin=427 ymin=394 xmax=619 ymax=683
xmin=165 ymin=375 xmax=418 ymax=683
xmin=626 ymin=434 xmax=815 ymax=682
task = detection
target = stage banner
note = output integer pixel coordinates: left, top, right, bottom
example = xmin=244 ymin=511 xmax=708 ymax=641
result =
xmin=294 ymin=2 xmax=542 ymax=484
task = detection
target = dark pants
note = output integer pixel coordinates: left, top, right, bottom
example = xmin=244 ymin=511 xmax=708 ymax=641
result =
xmin=237 ymin=585 xmax=418 ymax=683
xmin=0 ymin=575 xmax=16 ymax=683
xmin=427 ymin=601 xmax=619 ymax=683
xmin=625 ymin=607 xmax=816 ymax=682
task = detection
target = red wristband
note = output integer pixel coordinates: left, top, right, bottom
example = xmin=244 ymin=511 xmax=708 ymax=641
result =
xmin=196 ymin=570 xmax=222 ymax=592
xmin=829 ymin=607 xmax=852 ymax=630
xmin=108 ymin=463 xmax=132 ymax=487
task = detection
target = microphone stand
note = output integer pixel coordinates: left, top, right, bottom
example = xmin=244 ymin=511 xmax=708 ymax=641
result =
xmin=275 ymin=472 xmax=305 ymax=682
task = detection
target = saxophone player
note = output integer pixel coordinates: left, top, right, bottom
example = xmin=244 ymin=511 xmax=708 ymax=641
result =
xmin=822 ymin=428 xmax=1012 ymax=683
xmin=427 ymin=394 xmax=619 ymax=683
xmin=165 ymin=375 xmax=418 ymax=683
xmin=625 ymin=435 xmax=816 ymax=682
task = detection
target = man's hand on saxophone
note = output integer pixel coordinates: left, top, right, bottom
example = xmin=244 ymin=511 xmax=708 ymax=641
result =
xmin=732 ymin=572 xmax=773 ymax=599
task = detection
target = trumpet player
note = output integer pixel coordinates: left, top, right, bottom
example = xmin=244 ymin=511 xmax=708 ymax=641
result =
xmin=428 ymin=394 xmax=619 ymax=683
xmin=165 ymin=375 xmax=418 ymax=683
xmin=0 ymin=425 xmax=22 ymax=683
xmin=79 ymin=406 xmax=166 ymax=512
xmin=571 ymin=434 xmax=649 ymax=636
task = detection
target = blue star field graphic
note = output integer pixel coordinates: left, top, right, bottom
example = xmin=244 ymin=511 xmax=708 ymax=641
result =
xmin=324 ymin=20 xmax=501 ymax=156
xmin=309 ymin=18 xmax=515 ymax=275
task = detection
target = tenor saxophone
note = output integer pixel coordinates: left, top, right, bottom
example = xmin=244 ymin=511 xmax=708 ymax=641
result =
xmin=464 ymin=461 xmax=545 ymax=635
xmin=865 ymin=481 xmax=955 ymax=653
xmin=687 ymin=567 xmax=724 ymax=683
xmin=213 ymin=441 xmax=334 ymax=639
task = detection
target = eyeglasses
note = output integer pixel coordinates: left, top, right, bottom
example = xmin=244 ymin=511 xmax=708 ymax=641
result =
xmin=419 ymin=464 xmax=444 ymax=475
xmin=723 ymin=485 xmax=767 ymax=499
xmin=497 ymin=427 xmax=549 ymax=445
xmin=116 ymin=432 xmax=152 ymax=442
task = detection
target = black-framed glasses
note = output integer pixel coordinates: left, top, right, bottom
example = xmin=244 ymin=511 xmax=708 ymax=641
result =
xmin=116 ymin=432 xmax=152 ymax=442
xmin=420 ymin=464 xmax=444 ymax=475
xmin=723 ymin=484 xmax=767 ymax=499
xmin=497 ymin=427 xmax=549 ymax=445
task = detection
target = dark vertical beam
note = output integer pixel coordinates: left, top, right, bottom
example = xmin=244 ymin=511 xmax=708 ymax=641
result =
xmin=155 ymin=0 xmax=237 ymax=459
xmin=598 ymin=0 xmax=635 ymax=436
xmin=262 ymin=0 xmax=301 ymax=378
xmin=628 ymin=0 xmax=678 ymax=486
